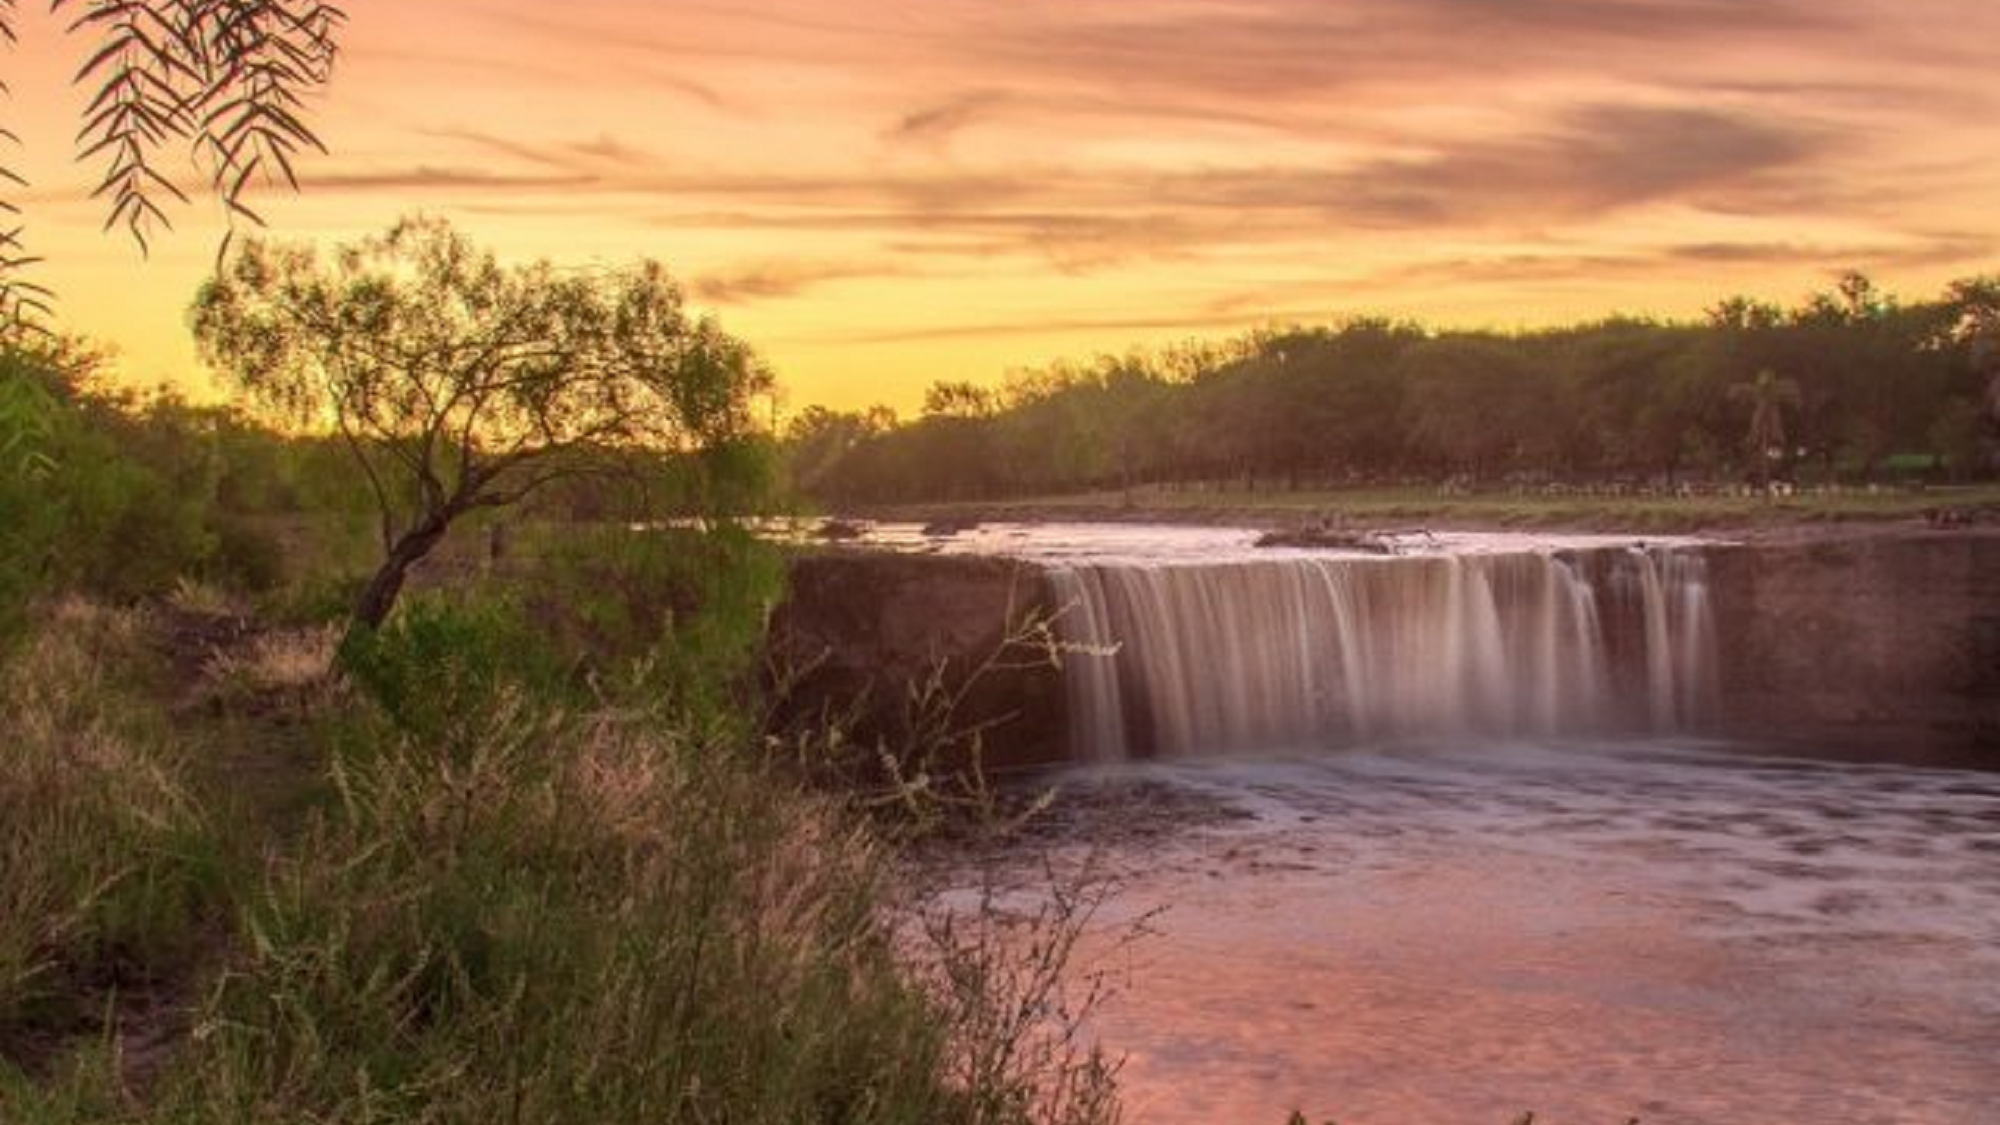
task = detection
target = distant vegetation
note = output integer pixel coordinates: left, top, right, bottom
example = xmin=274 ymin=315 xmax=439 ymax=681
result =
xmin=790 ymin=273 xmax=2000 ymax=504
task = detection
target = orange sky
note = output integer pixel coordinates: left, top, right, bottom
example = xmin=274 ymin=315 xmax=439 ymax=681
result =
xmin=6 ymin=0 xmax=1999 ymax=414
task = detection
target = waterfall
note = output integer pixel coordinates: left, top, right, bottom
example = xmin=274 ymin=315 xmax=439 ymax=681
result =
xmin=1049 ymin=546 xmax=1716 ymax=761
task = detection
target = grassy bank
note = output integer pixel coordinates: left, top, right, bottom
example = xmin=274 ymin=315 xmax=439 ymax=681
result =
xmin=863 ymin=481 xmax=2000 ymax=535
xmin=0 ymin=528 xmax=1120 ymax=1124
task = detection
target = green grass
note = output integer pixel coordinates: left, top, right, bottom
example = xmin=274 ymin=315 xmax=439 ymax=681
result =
xmin=881 ymin=481 xmax=2000 ymax=533
xmin=110 ymin=705 xmax=975 ymax=1125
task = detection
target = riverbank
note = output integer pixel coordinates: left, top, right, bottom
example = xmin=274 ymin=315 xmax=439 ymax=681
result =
xmin=1 ymin=546 xmax=1121 ymax=1124
xmin=849 ymin=482 xmax=2000 ymax=538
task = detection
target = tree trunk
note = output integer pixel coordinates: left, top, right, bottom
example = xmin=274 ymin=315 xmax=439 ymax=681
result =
xmin=351 ymin=517 xmax=453 ymax=632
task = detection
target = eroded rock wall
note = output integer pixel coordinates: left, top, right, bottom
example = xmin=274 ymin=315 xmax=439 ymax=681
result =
xmin=1705 ymin=531 xmax=2000 ymax=765
xmin=771 ymin=531 xmax=2000 ymax=771
xmin=766 ymin=551 xmax=1069 ymax=772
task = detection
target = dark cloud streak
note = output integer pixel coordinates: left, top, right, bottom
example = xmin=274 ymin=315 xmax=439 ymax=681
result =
xmin=690 ymin=260 xmax=898 ymax=304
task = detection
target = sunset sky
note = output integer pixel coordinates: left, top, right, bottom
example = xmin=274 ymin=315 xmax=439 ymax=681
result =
xmin=6 ymin=0 xmax=1998 ymax=413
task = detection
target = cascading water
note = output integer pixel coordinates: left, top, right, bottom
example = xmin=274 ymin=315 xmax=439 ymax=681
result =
xmin=1050 ymin=546 xmax=1716 ymax=761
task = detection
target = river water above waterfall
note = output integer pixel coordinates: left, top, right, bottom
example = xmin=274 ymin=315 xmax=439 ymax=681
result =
xmin=850 ymin=524 xmax=1999 ymax=1123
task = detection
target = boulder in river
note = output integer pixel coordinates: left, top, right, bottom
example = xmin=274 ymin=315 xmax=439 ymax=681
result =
xmin=1253 ymin=526 xmax=1396 ymax=553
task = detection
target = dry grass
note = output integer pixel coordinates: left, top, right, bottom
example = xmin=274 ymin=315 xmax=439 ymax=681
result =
xmin=0 ymin=601 xmax=218 ymax=1064
xmin=195 ymin=624 xmax=342 ymax=710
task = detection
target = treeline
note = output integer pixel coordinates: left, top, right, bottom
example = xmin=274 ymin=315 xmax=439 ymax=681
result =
xmin=788 ymin=274 xmax=2000 ymax=503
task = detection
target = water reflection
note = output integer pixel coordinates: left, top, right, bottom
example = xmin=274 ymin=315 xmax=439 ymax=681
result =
xmin=962 ymin=743 xmax=2000 ymax=1125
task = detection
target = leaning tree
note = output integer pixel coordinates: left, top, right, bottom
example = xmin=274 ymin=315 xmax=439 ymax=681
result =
xmin=1 ymin=0 xmax=345 ymax=327
xmin=193 ymin=216 xmax=774 ymax=631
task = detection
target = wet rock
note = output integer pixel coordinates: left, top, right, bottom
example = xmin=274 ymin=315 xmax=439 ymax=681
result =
xmin=815 ymin=517 xmax=868 ymax=541
xmin=1253 ymin=526 xmax=1396 ymax=553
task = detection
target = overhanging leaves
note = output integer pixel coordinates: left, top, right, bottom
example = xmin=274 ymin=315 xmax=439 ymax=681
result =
xmin=0 ymin=0 xmax=345 ymax=326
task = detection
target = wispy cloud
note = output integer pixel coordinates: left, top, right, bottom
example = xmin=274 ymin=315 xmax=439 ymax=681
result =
xmin=36 ymin=0 xmax=1997 ymax=409
xmin=887 ymin=91 xmax=1012 ymax=146
xmin=690 ymin=260 xmax=898 ymax=304
xmin=309 ymin=99 xmax=1842 ymax=271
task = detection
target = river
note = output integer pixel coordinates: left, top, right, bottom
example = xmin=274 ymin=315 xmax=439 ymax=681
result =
xmin=873 ymin=524 xmax=2000 ymax=1124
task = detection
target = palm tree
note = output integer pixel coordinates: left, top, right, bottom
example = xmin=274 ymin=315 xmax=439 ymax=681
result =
xmin=1727 ymin=368 xmax=1802 ymax=487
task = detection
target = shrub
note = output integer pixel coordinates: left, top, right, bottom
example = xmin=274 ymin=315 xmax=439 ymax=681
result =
xmin=526 ymin=523 xmax=786 ymax=720
xmin=339 ymin=594 xmax=572 ymax=746
xmin=204 ymin=514 xmax=286 ymax=593
xmin=0 ymin=360 xmax=64 ymax=637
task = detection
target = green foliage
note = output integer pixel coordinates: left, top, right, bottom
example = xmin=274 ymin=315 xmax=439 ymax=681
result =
xmin=3 ymin=663 xmax=1116 ymax=1124
xmin=123 ymin=707 xmax=977 ymax=1125
xmin=2 ymin=544 xmax=1121 ymax=1124
xmin=786 ymin=404 xmax=899 ymax=496
xmin=338 ymin=523 xmax=784 ymax=739
xmin=0 ymin=357 xmax=57 ymax=480
xmin=0 ymin=338 xmax=379 ymax=615
xmin=51 ymin=419 xmax=220 ymax=602
xmin=339 ymin=595 xmax=570 ymax=747
xmin=0 ymin=357 xmax=61 ymax=631
xmin=194 ymin=215 xmax=780 ymax=628
xmin=526 ymin=523 xmax=786 ymax=720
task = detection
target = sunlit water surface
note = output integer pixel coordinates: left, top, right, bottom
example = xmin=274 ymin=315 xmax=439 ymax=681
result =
xmin=817 ymin=520 xmax=1712 ymax=565
xmin=961 ymin=743 xmax=2000 ymax=1125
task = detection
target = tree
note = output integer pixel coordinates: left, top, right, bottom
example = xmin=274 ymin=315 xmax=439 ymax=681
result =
xmin=1707 ymin=295 xmax=1783 ymax=332
xmin=193 ymin=216 xmax=774 ymax=631
xmin=784 ymin=403 xmax=895 ymax=495
xmin=1397 ymin=336 xmax=1543 ymax=479
xmin=1944 ymin=277 xmax=2000 ymax=428
xmin=922 ymin=380 xmax=996 ymax=418
xmin=1727 ymin=368 xmax=1801 ymax=485
xmin=1 ymin=0 xmax=345 ymax=326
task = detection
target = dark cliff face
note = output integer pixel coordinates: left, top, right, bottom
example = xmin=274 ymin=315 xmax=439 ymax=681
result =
xmin=765 ymin=551 xmax=1070 ymax=773
xmin=771 ymin=532 xmax=2000 ymax=772
xmin=1706 ymin=531 xmax=2000 ymax=766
